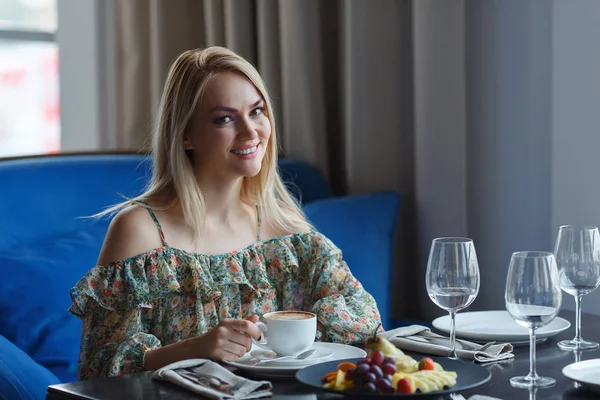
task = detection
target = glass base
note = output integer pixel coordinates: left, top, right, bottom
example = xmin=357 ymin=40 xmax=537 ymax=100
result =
xmin=558 ymin=339 xmax=600 ymax=351
xmin=510 ymin=375 xmax=555 ymax=388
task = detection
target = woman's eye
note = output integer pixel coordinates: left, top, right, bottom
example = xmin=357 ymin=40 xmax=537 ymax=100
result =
xmin=251 ymin=107 xmax=264 ymax=116
xmin=214 ymin=116 xmax=232 ymax=124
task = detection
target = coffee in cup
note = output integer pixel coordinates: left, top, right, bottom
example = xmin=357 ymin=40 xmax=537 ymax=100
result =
xmin=267 ymin=311 xmax=314 ymax=321
xmin=251 ymin=311 xmax=317 ymax=356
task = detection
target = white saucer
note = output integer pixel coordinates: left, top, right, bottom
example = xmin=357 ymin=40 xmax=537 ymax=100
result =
xmin=224 ymin=342 xmax=366 ymax=378
xmin=247 ymin=347 xmax=334 ymax=365
xmin=432 ymin=310 xmax=571 ymax=342
xmin=563 ymin=358 xmax=600 ymax=393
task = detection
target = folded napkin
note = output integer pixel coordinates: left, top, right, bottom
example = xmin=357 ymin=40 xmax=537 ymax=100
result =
xmin=152 ymin=359 xmax=272 ymax=400
xmin=380 ymin=325 xmax=514 ymax=363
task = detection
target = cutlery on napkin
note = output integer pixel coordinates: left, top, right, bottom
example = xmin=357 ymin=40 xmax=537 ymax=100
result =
xmin=152 ymin=358 xmax=273 ymax=400
xmin=451 ymin=395 xmax=503 ymax=400
xmin=379 ymin=325 xmax=514 ymax=363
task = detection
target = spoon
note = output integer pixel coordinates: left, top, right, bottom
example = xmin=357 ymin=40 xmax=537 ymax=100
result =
xmin=250 ymin=348 xmax=318 ymax=365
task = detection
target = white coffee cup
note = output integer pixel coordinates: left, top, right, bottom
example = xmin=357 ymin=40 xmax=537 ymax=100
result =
xmin=251 ymin=311 xmax=317 ymax=356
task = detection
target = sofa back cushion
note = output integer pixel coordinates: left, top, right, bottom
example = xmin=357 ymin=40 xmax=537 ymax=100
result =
xmin=0 ymin=154 xmax=152 ymax=252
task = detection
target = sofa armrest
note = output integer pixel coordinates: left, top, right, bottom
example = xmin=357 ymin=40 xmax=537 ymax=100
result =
xmin=0 ymin=335 xmax=61 ymax=400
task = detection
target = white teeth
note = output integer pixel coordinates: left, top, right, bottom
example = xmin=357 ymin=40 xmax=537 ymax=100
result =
xmin=232 ymin=145 xmax=258 ymax=155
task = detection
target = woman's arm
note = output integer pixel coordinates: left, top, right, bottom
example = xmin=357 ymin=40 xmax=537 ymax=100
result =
xmin=77 ymin=301 xmax=160 ymax=379
xmin=78 ymin=301 xmax=263 ymax=378
xmin=308 ymin=252 xmax=383 ymax=344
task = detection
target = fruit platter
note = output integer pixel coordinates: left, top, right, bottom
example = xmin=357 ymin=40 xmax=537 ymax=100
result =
xmin=295 ymin=327 xmax=491 ymax=397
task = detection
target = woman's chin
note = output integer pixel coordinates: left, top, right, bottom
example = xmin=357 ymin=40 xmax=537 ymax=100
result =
xmin=241 ymin=165 xmax=262 ymax=178
xmin=233 ymin=161 xmax=263 ymax=178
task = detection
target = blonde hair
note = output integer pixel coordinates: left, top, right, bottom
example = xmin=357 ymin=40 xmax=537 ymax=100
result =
xmin=101 ymin=46 xmax=309 ymax=236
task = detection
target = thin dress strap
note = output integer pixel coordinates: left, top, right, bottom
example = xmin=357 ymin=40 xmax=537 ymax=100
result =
xmin=143 ymin=207 xmax=169 ymax=247
xmin=256 ymin=204 xmax=262 ymax=242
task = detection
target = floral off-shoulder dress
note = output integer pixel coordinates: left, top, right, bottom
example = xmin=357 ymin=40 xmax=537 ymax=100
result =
xmin=69 ymin=207 xmax=382 ymax=380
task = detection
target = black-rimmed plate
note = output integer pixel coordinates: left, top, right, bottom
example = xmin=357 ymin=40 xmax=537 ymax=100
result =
xmin=295 ymin=355 xmax=491 ymax=397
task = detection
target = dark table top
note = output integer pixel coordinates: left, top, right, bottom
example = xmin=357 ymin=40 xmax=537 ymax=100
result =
xmin=47 ymin=310 xmax=600 ymax=400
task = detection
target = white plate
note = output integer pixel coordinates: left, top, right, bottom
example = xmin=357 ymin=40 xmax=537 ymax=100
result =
xmin=563 ymin=358 xmax=600 ymax=393
xmin=432 ymin=310 xmax=571 ymax=342
xmin=224 ymin=342 xmax=366 ymax=378
xmin=471 ymin=337 xmax=547 ymax=347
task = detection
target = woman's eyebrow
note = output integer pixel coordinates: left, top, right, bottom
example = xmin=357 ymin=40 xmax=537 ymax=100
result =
xmin=210 ymin=98 xmax=263 ymax=113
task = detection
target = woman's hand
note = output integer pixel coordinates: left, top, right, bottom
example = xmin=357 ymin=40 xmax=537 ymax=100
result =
xmin=195 ymin=314 xmax=262 ymax=361
xmin=144 ymin=315 xmax=262 ymax=370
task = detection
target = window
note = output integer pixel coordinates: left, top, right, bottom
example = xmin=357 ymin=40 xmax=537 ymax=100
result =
xmin=0 ymin=0 xmax=59 ymax=157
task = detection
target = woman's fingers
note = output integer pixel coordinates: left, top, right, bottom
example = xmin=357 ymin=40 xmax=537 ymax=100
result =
xmin=244 ymin=314 xmax=259 ymax=323
xmin=227 ymin=329 xmax=253 ymax=352
xmin=219 ymin=342 xmax=249 ymax=360
xmin=206 ymin=317 xmax=263 ymax=361
xmin=225 ymin=318 xmax=262 ymax=340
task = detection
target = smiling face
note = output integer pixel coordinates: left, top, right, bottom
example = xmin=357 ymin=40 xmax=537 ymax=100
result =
xmin=185 ymin=71 xmax=272 ymax=184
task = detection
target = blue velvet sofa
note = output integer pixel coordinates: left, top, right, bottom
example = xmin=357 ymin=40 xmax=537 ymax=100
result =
xmin=0 ymin=153 xmax=400 ymax=399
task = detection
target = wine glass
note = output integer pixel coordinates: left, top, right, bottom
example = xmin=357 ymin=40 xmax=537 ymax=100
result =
xmin=554 ymin=225 xmax=600 ymax=351
xmin=426 ymin=237 xmax=480 ymax=359
xmin=505 ymin=251 xmax=562 ymax=388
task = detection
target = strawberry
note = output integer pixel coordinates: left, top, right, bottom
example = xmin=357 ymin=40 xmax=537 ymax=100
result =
xmin=396 ymin=377 xmax=412 ymax=394
xmin=417 ymin=357 xmax=435 ymax=371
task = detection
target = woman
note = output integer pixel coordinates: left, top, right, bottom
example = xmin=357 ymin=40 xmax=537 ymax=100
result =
xmin=69 ymin=46 xmax=382 ymax=379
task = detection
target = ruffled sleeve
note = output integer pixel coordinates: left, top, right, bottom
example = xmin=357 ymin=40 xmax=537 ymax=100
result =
xmin=304 ymin=233 xmax=383 ymax=344
xmin=68 ymin=250 xmax=180 ymax=379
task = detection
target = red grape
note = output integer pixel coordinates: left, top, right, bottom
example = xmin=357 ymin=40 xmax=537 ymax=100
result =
xmin=369 ymin=365 xmax=383 ymax=379
xmin=363 ymin=372 xmax=376 ymax=383
xmin=376 ymin=378 xmax=395 ymax=393
xmin=364 ymin=382 xmax=377 ymax=393
xmin=383 ymin=357 xmax=395 ymax=365
xmin=384 ymin=373 xmax=394 ymax=382
xmin=345 ymin=368 xmax=356 ymax=380
xmin=371 ymin=350 xmax=385 ymax=366
xmin=356 ymin=363 xmax=370 ymax=375
xmin=381 ymin=363 xmax=397 ymax=375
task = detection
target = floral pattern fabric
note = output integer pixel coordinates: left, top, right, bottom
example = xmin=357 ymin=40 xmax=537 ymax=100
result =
xmin=69 ymin=231 xmax=382 ymax=379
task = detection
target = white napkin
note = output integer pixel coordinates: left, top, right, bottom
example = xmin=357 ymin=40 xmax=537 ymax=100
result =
xmin=152 ymin=359 xmax=273 ymax=400
xmin=380 ymin=325 xmax=514 ymax=363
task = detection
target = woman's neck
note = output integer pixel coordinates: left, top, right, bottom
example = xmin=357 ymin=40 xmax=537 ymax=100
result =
xmin=197 ymin=176 xmax=249 ymax=226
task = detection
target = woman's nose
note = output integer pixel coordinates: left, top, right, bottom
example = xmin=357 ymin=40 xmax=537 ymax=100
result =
xmin=237 ymin=118 xmax=258 ymax=139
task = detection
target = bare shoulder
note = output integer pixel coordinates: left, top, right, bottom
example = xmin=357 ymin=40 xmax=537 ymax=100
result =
xmin=96 ymin=205 xmax=164 ymax=265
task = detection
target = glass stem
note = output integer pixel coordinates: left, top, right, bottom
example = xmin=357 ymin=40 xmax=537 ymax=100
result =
xmin=574 ymin=294 xmax=583 ymax=343
xmin=449 ymin=310 xmax=457 ymax=358
xmin=528 ymin=327 xmax=538 ymax=380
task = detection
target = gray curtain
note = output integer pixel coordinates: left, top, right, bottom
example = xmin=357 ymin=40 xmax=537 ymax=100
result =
xmin=112 ymin=0 xmax=418 ymax=321
xmin=108 ymin=0 xmax=600 ymax=321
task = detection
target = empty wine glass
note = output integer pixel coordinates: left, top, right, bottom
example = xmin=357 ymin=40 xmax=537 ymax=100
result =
xmin=505 ymin=251 xmax=562 ymax=388
xmin=555 ymin=225 xmax=600 ymax=351
xmin=426 ymin=237 xmax=480 ymax=359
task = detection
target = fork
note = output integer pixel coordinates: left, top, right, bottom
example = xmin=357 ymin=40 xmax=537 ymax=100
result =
xmin=449 ymin=394 xmax=466 ymax=400
xmin=179 ymin=370 xmax=245 ymax=394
